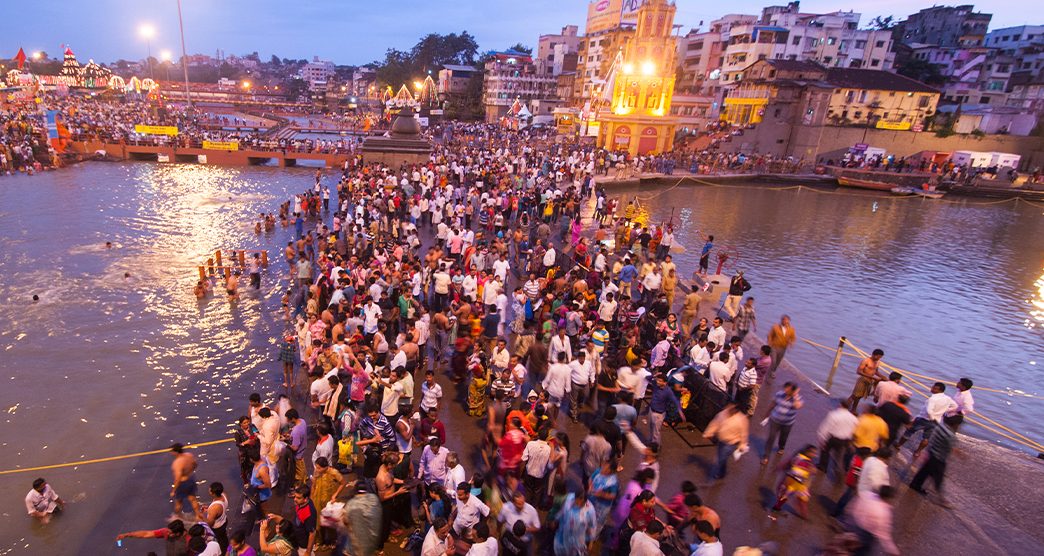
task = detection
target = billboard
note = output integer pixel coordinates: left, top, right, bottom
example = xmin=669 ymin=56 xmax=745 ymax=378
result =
xmin=134 ymin=125 xmax=179 ymax=136
xmin=621 ymin=0 xmax=644 ymax=25
xmin=586 ymin=0 xmax=623 ymax=35
xmin=202 ymin=140 xmax=239 ymax=151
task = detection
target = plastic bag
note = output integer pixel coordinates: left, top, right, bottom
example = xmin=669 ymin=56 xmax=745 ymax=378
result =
xmin=320 ymin=501 xmax=347 ymax=531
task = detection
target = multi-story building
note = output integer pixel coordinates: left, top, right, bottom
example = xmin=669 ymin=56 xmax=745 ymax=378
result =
xmin=574 ymin=0 xmax=639 ymax=104
xmin=677 ymin=2 xmax=895 ymax=126
xmin=895 ymin=5 xmax=992 ymax=48
xmin=720 ymin=58 xmax=939 ymax=130
xmin=438 ymin=64 xmax=478 ymax=96
xmin=482 ymin=52 xmax=558 ymax=122
xmin=351 ymin=68 xmax=376 ymax=97
xmin=538 ymin=25 xmax=582 ymax=76
xmin=986 ymin=25 xmax=1044 ymax=53
xmin=299 ymin=56 xmax=335 ymax=90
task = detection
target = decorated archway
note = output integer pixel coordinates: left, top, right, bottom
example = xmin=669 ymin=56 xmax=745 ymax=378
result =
xmin=637 ymin=126 xmax=659 ymax=154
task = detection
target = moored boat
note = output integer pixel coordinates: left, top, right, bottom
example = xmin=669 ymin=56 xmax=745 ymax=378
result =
xmin=837 ymin=176 xmax=895 ymax=191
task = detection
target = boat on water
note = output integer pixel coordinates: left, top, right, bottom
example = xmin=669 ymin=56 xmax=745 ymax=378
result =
xmin=837 ymin=176 xmax=895 ymax=191
xmin=890 ymin=186 xmax=945 ymax=199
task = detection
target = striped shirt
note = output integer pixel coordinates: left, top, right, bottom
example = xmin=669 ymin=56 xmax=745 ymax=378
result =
xmin=770 ymin=391 xmax=803 ymax=425
xmin=736 ymin=365 xmax=759 ymax=389
xmin=927 ymin=422 xmax=957 ymax=460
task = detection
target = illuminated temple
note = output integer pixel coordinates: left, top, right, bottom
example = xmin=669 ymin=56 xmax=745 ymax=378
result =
xmin=596 ymin=0 xmax=679 ymax=155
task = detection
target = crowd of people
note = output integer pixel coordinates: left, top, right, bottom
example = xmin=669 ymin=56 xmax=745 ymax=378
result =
xmin=17 ymin=110 xmax=984 ymax=556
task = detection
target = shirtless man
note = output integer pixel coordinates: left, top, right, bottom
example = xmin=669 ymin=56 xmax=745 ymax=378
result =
xmin=847 ymin=349 xmax=887 ymax=412
xmin=193 ymin=280 xmax=209 ymax=299
xmin=170 ymin=443 xmax=204 ymax=520
xmin=226 ymin=271 xmax=240 ymax=301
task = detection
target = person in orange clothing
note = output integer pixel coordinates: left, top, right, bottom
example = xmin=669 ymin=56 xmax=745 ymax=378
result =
xmin=767 ymin=315 xmax=796 ymax=375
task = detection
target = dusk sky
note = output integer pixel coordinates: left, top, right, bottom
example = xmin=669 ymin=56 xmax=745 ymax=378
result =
xmin=6 ymin=0 xmax=1041 ymax=66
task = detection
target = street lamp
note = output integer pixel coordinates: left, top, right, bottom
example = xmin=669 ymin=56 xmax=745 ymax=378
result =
xmin=160 ymin=50 xmax=172 ymax=81
xmin=32 ymin=51 xmax=43 ymax=60
xmin=139 ymin=23 xmax=156 ymax=80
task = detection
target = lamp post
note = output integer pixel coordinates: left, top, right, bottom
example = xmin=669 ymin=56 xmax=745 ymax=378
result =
xmin=176 ymin=0 xmax=192 ymax=108
xmin=139 ymin=23 xmax=156 ymax=80
xmin=160 ymin=50 xmax=172 ymax=81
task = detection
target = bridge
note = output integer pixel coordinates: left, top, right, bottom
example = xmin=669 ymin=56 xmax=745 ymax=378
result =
xmin=70 ymin=140 xmax=353 ymax=168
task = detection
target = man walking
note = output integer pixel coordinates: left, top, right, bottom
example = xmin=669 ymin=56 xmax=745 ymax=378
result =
xmin=703 ymin=403 xmax=749 ymax=480
xmin=762 ymin=382 xmax=803 ymax=464
xmin=724 ymin=270 xmax=751 ymax=318
xmin=767 ymin=315 xmax=795 ymax=375
xmin=910 ymin=414 xmax=963 ymax=507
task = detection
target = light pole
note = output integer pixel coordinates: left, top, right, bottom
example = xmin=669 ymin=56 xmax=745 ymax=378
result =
xmin=160 ymin=50 xmax=172 ymax=81
xmin=176 ymin=0 xmax=192 ymax=108
xmin=139 ymin=23 xmax=156 ymax=80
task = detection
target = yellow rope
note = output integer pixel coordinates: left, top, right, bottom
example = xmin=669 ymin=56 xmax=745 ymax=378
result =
xmin=842 ymin=339 xmax=1044 ymax=453
xmin=0 ymin=438 xmax=235 ymax=476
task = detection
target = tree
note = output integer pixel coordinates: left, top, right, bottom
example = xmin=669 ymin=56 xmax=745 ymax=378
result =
xmin=506 ymin=43 xmax=533 ymax=55
xmin=867 ymin=16 xmax=895 ymax=30
xmin=373 ymin=31 xmax=480 ymax=88
xmin=270 ymin=55 xmax=282 ymax=66
xmin=897 ymin=58 xmax=945 ymax=86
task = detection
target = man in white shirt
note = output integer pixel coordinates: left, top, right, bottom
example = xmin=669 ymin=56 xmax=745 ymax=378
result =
xmin=549 ymin=328 xmax=572 ymax=363
xmin=858 ymin=448 xmax=893 ymax=495
xmin=542 ymin=245 xmax=557 ymax=271
xmin=815 ymin=400 xmax=859 ymax=475
xmin=378 ymin=369 xmax=407 ymax=420
xmin=421 ymin=517 xmax=452 ymax=556
xmin=597 ymin=293 xmax=618 ymax=323
xmin=420 ymin=370 xmax=443 ymax=413
xmin=362 ymin=298 xmax=382 ymax=335
xmin=897 ymin=382 xmax=957 ymax=451
xmin=451 ymin=485 xmax=490 ymax=535
xmin=492 ymin=254 xmax=510 ymax=282
xmin=25 ymin=478 xmax=63 ymax=520
xmin=707 ymin=352 xmax=734 ymax=392
xmin=952 ymin=378 xmax=975 ymax=418
xmin=850 ymin=487 xmax=901 ymax=556
xmin=416 ymin=437 xmax=450 ymax=486
xmin=640 ymin=266 xmax=662 ymax=306
xmin=689 ymin=337 xmax=712 ymax=370
xmin=542 ymin=352 xmax=573 ymax=416
xmin=461 ymin=272 xmax=478 ymax=302
xmin=630 ymin=520 xmax=667 ymax=556
xmin=498 ymin=491 xmax=541 ymax=545
xmin=568 ymin=351 xmax=595 ymax=422
xmin=707 ymin=317 xmax=727 ymax=351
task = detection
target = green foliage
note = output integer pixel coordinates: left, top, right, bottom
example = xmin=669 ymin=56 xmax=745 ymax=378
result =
xmin=970 ymin=128 xmax=986 ymax=138
xmin=867 ymin=16 xmax=895 ymax=30
xmin=506 ymin=43 xmax=533 ymax=55
xmin=373 ymin=31 xmax=479 ymax=88
xmin=897 ymin=58 xmax=945 ymax=86
xmin=935 ymin=127 xmax=955 ymax=138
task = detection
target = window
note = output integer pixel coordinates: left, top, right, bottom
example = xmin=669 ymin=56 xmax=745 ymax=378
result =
xmin=855 ymin=40 xmax=867 ymax=49
xmin=824 ymin=56 xmax=833 ymax=64
xmin=918 ymin=95 xmax=930 ymax=108
xmin=827 ymin=37 xmax=837 ymax=45
xmin=870 ymin=59 xmax=880 ymax=67
xmin=846 ymin=90 xmax=855 ymax=102
xmin=875 ymin=40 xmax=885 ymax=48
xmin=980 ymin=97 xmax=991 ymax=104
xmin=859 ymin=91 xmax=867 ymax=103
xmin=792 ymin=35 xmax=801 ymax=46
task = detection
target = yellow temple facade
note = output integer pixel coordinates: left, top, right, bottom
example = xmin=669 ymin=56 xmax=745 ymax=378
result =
xmin=597 ymin=0 xmax=679 ymax=156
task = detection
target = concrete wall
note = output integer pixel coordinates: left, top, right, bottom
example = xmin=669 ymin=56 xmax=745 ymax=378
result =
xmin=726 ymin=124 xmax=1044 ymax=170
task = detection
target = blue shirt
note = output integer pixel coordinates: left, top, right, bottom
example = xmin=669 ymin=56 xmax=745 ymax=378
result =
xmin=619 ymin=265 xmax=638 ymax=284
xmin=649 ymin=382 xmax=681 ymax=415
xmin=701 ymin=242 xmax=714 ymax=256
xmin=770 ymin=391 xmax=803 ymax=425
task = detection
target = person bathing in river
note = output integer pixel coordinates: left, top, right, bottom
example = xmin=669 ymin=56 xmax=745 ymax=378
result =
xmin=227 ymin=271 xmax=240 ymax=301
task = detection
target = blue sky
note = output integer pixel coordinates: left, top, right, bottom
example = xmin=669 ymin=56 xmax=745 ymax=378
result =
xmin=5 ymin=0 xmax=1040 ymax=66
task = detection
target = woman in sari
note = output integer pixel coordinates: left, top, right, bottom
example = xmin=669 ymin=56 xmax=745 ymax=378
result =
xmin=570 ymin=217 xmax=583 ymax=247
xmin=589 ymin=456 xmax=620 ymax=537
xmin=467 ymin=354 xmax=490 ymax=417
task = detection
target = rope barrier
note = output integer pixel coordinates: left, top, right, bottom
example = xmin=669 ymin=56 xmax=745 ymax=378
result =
xmin=841 ymin=339 xmax=1044 ymax=454
xmin=0 ymin=438 xmax=234 ymax=476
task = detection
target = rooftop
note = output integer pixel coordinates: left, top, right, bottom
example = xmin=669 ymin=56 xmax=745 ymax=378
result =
xmin=825 ymin=68 xmax=939 ymax=93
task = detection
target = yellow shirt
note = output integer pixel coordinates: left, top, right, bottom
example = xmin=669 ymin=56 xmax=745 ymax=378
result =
xmin=852 ymin=414 xmax=889 ymax=451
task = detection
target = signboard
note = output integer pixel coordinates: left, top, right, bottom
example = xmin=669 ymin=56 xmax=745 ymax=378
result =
xmin=875 ymin=120 xmax=911 ymax=131
xmin=585 ymin=0 xmax=623 ymax=35
xmin=429 ymin=109 xmax=445 ymax=115
xmin=621 ymin=0 xmax=644 ymax=25
xmin=417 ymin=117 xmax=429 ymax=127
xmin=202 ymin=140 xmax=239 ymax=151
xmin=586 ymin=121 xmax=601 ymax=137
xmin=134 ymin=124 xmax=179 ymax=136
xmin=853 ymin=143 xmax=868 ymax=151
xmin=45 ymin=110 xmax=60 ymax=139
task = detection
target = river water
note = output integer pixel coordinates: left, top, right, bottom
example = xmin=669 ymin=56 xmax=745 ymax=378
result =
xmin=0 ymin=164 xmax=1041 ymax=553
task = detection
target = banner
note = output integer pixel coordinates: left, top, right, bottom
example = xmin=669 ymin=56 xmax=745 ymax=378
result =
xmin=202 ymin=140 xmax=239 ymax=151
xmin=45 ymin=110 xmax=60 ymax=139
xmin=875 ymin=120 xmax=911 ymax=131
xmin=134 ymin=124 xmax=179 ymax=136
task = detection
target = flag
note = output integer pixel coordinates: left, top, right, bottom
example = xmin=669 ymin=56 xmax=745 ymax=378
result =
xmin=14 ymin=47 xmax=27 ymax=70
